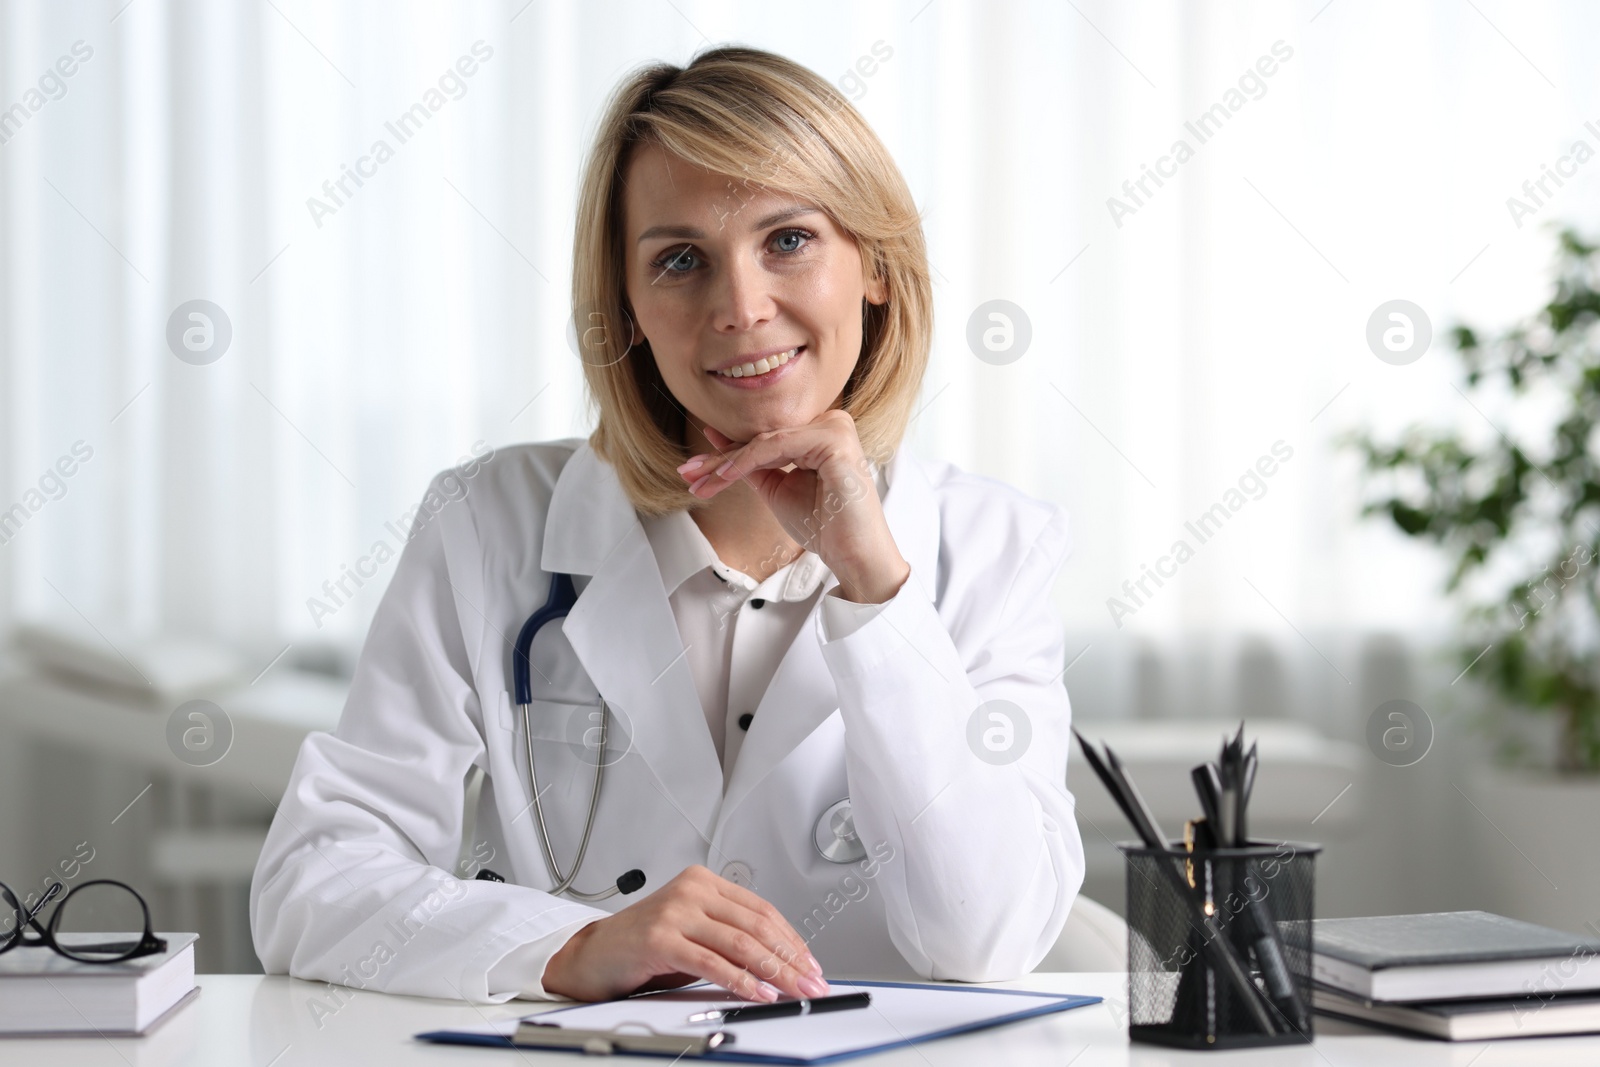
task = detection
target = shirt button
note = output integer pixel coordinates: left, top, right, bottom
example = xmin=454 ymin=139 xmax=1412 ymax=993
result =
xmin=737 ymin=713 xmax=754 ymax=731
xmin=721 ymin=861 xmax=754 ymax=887
xmin=749 ymin=598 xmax=766 ymax=609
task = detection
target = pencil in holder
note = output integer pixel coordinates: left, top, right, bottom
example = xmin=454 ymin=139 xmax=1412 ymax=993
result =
xmin=1119 ymin=840 xmax=1319 ymax=1050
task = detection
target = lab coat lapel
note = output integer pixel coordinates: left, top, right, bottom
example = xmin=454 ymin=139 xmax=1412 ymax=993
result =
xmin=718 ymin=447 xmax=942 ymax=821
xmin=718 ymin=602 xmax=834 ymax=819
xmin=540 ymin=443 xmax=724 ymax=841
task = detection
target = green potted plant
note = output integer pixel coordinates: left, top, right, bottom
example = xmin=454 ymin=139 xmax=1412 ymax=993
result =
xmin=1352 ymin=228 xmax=1600 ymax=771
xmin=1349 ymin=228 xmax=1600 ymax=930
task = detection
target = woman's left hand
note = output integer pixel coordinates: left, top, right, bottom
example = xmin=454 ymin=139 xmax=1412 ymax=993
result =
xmin=676 ymin=410 xmax=911 ymax=604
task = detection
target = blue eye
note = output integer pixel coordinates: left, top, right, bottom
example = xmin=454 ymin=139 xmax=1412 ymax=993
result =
xmin=656 ymin=246 xmax=697 ymax=273
xmin=772 ymin=228 xmax=813 ymax=253
xmin=649 ymin=228 xmax=815 ymax=277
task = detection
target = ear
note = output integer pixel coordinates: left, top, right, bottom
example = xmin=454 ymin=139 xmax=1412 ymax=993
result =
xmin=864 ymin=273 xmax=888 ymax=306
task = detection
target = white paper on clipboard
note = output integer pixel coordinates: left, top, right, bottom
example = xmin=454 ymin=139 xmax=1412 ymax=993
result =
xmin=440 ymin=979 xmax=1100 ymax=1063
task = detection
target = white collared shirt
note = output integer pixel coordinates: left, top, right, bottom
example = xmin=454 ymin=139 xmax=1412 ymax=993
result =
xmin=639 ymin=463 xmax=888 ymax=786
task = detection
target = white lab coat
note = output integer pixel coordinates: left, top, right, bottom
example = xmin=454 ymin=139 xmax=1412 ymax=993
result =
xmin=250 ymin=438 xmax=1085 ymax=1002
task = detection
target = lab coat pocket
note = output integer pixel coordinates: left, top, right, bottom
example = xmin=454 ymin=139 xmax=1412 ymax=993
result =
xmin=506 ymin=694 xmax=667 ymax=894
xmin=515 ymin=695 xmax=634 ymax=763
xmin=511 ymin=696 xmax=636 ymax=819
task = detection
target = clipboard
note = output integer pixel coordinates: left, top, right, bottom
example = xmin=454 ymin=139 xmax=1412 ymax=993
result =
xmin=504 ymin=1019 xmax=734 ymax=1056
xmin=416 ymin=978 xmax=1101 ymax=1063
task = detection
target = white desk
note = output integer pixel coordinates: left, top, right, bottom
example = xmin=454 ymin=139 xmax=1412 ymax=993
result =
xmin=7 ymin=973 xmax=1599 ymax=1065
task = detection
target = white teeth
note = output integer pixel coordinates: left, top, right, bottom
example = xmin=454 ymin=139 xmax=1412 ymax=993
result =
xmin=717 ymin=347 xmax=799 ymax=379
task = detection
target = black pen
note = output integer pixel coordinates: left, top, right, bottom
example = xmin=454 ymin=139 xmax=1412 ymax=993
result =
xmin=686 ymin=991 xmax=871 ymax=1024
xmin=1075 ymin=731 xmax=1280 ymax=1035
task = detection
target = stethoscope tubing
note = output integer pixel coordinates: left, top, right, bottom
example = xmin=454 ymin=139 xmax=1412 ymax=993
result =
xmin=521 ymin=696 xmax=621 ymax=901
xmin=515 ymin=570 xmax=625 ymax=901
xmin=513 ymin=572 xmax=577 ymax=707
xmin=513 ymin=568 xmax=865 ymax=903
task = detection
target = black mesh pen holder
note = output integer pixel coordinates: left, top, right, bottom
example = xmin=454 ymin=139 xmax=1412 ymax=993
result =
xmin=1120 ymin=840 xmax=1319 ymax=1050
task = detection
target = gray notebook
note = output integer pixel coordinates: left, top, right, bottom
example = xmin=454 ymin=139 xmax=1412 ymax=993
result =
xmin=1315 ymin=984 xmax=1600 ymax=1041
xmin=1313 ymin=912 xmax=1600 ymax=1002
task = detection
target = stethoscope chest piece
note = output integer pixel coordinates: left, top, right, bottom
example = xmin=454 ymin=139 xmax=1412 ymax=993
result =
xmin=813 ymin=798 xmax=867 ymax=864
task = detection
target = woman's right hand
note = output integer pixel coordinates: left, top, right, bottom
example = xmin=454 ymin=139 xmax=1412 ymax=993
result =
xmin=540 ymin=865 xmax=830 ymax=1002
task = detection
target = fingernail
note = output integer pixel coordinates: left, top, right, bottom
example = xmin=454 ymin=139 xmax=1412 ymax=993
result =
xmin=757 ymin=981 xmax=780 ymax=1002
xmin=806 ymin=954 xmax=823 ymax=977
xmin=714 ymin=458 xmax=735 ymax=478
xmin=677 ymin=457 xmax=704 ymax=474
xmin=799 ymin=975 xmax=830 ymax=998
xmin=688 ymin=473 xmax=712 ymax=495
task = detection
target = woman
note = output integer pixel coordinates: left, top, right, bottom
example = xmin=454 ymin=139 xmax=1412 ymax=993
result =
xmin=251 ymin=45 xmax=1085 ymax=1005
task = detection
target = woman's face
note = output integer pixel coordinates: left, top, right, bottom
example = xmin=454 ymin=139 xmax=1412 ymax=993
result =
xmin=621 ymin=142 xmax=887 ymax=445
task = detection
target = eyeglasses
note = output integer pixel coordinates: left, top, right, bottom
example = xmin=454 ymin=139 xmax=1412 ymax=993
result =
xmin=0 ymin=879 xmax=167 ymax=964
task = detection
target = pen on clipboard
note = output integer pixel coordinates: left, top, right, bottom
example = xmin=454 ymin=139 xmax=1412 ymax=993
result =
xmin=686 ymin=991 xmax=872 ymax=1024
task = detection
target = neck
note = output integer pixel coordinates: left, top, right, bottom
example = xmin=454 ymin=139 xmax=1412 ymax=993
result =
xmin=684 ymin=422 xmax=803 ymax=583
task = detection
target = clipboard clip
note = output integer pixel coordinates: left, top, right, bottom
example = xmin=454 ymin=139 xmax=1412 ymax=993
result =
xmin=516 ymin=1019 xmax=735 ymax=1055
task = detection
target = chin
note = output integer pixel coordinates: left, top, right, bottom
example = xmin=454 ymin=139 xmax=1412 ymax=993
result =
xmin=714 ymin=405 xmax=827 ymax=441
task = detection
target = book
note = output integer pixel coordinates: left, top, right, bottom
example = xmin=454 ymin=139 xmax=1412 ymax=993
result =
xmin=1314 ymin=984 xmax=1600 ymax=1041
xmin=1313 ymin=912 xmax=1600 ymax=1002
xmin=0 ymin=932 xmax=198 ymax=1036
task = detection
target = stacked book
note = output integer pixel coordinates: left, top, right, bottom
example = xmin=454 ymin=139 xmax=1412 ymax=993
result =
xmin=0 ymin=932 xmax=198 ymax=1037
xmin=1312 ymin=912 xmax=1600 ymax=1041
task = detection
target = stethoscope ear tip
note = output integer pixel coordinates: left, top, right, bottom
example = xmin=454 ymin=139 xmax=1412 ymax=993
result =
xmin=617 ymin=869 xmax=647 ymax=895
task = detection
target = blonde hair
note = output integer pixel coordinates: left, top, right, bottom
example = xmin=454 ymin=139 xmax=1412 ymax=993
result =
xmin=571 ymin=45 xmax=933 ymax=517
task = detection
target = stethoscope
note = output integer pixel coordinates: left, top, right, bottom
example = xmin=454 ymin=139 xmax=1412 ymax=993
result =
xmin=513 ymin=572 xmax=645 ymax=902
xmin=511 ymin=573 xmax=869 ymax=901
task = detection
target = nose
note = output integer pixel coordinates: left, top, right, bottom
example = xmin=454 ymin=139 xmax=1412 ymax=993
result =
xmin=713 ymin=252 xmax=777 ymax=335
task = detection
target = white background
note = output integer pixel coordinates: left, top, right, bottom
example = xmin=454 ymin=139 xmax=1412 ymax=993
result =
xmin=4 ymin=0 xmax=1599 ymax=716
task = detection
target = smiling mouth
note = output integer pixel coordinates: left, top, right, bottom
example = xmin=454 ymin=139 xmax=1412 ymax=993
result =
xmin=712 ymin=346 xmax=803 ymax=379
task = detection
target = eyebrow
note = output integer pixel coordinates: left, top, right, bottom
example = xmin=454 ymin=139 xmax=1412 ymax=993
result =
xmin=635 ymin=206 xmax=820 ymax=244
